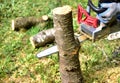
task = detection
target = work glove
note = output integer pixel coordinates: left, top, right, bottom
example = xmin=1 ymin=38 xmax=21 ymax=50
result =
xmin=97 ymin=2 xmax=120 ymax=23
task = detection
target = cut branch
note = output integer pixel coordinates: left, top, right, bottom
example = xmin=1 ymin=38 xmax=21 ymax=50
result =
xmin=30 ymin=28 xmax=55 ymax=48
xmin=53 ymin=5 xmax=83 ymax=83
xmin=11 ymin=15 xmax=50 ymax=31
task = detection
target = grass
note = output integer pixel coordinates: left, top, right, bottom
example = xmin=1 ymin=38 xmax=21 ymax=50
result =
xmin=0 ymin=0 xmax=120 ymax=83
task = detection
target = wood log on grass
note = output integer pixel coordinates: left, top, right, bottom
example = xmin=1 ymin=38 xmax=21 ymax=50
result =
xmin=53 ymin=5 xmax=83 ymax=83
xmin=11 ymin=15 xmax=50 ymax=31
xmin=30 ymin=28 xmax=55 ymax=48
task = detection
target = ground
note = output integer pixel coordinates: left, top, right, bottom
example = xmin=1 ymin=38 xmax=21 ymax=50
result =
xmin=0 ymin=0 xmax=120 ymax=83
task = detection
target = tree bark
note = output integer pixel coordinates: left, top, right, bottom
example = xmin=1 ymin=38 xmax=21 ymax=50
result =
xmin=30 ymin=28 xmax=55 ymax=48
xmin=11 ymin=15 xmax=49 ymax=31
xmin=53 ymin=5 xmax=83 ymax=83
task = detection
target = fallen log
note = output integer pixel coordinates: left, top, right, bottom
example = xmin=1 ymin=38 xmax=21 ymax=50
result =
xmin=30 ymin=28 xmax=55 ymax=48
xmin=11 ymin=15 xmax=50 ymax=31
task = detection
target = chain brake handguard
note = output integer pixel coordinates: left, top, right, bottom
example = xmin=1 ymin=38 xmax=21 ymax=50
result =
xmin=78 ymin=5 xmax=98 ymax=28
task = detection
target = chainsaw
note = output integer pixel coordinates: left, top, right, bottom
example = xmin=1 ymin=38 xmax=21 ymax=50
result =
xmin=37 ymin=0 xmax=119 ymax=58
xmin=79 ymin=0 xmax=120 ymax=42
xmin=78 ymin=0 xmax=112 ymax=41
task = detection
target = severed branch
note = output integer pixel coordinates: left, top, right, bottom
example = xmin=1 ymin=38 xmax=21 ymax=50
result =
xmin=30 ymin=28 xmax=55 ymax=48
xmin=11 ymin=15 xmax=50 ymax=31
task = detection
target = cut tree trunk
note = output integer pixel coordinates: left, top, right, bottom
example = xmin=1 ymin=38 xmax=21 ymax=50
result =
xmin=30 ymin=28 xmax=55 ymax=48
xmin=53 ymin=5 xmax=83 ymax=83
xmin=11 ymin=15 xmax=50 ymax=31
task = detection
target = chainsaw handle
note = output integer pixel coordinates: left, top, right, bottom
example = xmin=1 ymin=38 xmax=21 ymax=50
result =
xmin=88 ymin=0 xmax=107 ymax=13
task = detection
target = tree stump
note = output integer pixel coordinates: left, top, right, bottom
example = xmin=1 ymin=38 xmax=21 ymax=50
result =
xmin=53 ymin=5 xmax=83 ymax=83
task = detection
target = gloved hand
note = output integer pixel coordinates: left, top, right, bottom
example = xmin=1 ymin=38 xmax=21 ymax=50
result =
xmin=97 ymin=2 xmax=120 ymax=23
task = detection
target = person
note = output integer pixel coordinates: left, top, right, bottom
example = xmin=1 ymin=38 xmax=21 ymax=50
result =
xmin=97 ymin=2 xmax=120 ymax=24
xmin=98 ymin=1 xmax=120 ymax=59
xmin=97 ymin=1 xmax=120 ymax=40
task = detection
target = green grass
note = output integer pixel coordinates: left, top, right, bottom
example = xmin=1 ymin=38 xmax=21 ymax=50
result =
xmin=0 ymin=0 xmax=120 ymax=83
xmin=118 ymin=77 xmax=120 ymax=83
